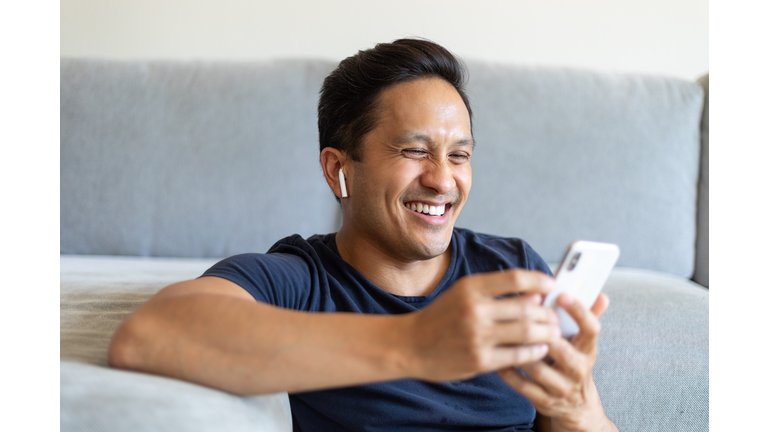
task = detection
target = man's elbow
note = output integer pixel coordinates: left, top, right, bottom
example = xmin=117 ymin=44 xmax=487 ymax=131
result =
xmin=108 ymin=314 xmax=148 ymax=371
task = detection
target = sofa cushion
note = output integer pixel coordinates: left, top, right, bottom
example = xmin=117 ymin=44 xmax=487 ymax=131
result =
xmin=60 ymin=255 xmax=292 ymax=432
xmin=61 ymin=361 xmax=291 ymax=432
xmin=460 ymin=62 xmax=705 ymax=278
xmin=594 ymin=268 xmax=708 ymax=430
xmin=61 ymin=59 xmax=705 ymax=279
xmin=60 ymin=255 xmax=219 ymax=365
xmin=60 ymin=59 xmax=340 ymax=258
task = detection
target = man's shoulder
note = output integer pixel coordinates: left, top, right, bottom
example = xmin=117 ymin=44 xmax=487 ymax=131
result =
xmin=453 ymin=227 xmax=527 ymax=248
xmin=201 ymin=234 xmax=339 ymax=309
xmin=453 ymin=228 xmax=550 ymax=274
xmin=267 ymin=232 xmax=334 ymax=252
xmin=203 ymin=233 xmax=335 ymax=279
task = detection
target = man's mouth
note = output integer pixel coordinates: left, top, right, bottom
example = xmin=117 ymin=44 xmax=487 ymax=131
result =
xmin=404 ymin=202 xmax=450 ymax=217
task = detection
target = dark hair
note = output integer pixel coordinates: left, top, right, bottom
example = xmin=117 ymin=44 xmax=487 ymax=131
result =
xmin=318 ymin=38 xmax=473 ymax=162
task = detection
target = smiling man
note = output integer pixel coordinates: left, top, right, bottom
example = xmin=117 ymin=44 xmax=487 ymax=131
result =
xmin=109 ymin=39 xmax=618 ymax=432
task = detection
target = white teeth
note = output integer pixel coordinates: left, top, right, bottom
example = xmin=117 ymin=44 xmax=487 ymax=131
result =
xmin=407 ymin=202 xmax=446 ymax=216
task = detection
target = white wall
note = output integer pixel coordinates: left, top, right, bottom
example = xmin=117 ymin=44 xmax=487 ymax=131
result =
xmin=61 ymin=0 xmax=708 ymax=80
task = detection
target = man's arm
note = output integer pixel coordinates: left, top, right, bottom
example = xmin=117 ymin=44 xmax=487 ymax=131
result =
xmin=109 ymin=270 xmax=562 ymax=395
xmin=500 ymin=293 xmax=618 ymax=432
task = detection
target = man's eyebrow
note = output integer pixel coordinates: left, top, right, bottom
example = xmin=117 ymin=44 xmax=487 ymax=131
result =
xmin=455 ymin=138 xmax=475 ymax=149
xmin=395 ymin=132 xmax=475 ymax=149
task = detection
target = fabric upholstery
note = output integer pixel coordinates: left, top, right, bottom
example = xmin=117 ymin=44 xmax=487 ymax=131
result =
xmin=61 ymin=362 xmax=292 ymax=432
xmin=693 ymin=74 xmax=709 ymax=287
xmin=61 ymin=59 xmax=340 ymax=258
xmin=459 ymin=63 xmax=705 ymax=278
xmin=61 ymin=59 xmax=705 ymax=279
xmin=60 ymin=255 xmax=218 ymax=365
xmin=60 ymin=255 xmax=292 ymax=432
xmin=596 ymin=269 xmax=708 ymax=431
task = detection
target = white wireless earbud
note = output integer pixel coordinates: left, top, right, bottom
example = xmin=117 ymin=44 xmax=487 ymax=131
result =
xmin=339 ymin=167 xmax=348 ymax=198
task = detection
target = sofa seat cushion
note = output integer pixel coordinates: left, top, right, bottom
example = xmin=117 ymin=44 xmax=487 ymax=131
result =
xmin=593 ymin=268 xmax=708 ymax=430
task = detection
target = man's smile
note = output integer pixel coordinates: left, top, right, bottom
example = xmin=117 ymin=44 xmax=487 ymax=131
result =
xmin=404 ymin=201 xmax=450 ymax=217
xmin=402 ymin=201 xmax=455 ymax=226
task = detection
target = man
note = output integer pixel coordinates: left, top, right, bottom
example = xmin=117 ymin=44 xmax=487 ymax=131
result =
xmin=109 ymin=39 xmax=618 ymax=432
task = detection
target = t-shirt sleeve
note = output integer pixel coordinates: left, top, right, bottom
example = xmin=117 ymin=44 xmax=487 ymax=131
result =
xmin=201 ymin=252 xmax=315 ymax=310
xmin=521 ymin=240 xmax=553 ymax=277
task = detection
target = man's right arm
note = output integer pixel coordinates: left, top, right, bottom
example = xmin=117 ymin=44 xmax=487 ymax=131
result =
xmin=108 ymin=271 xmax=561 ymax=395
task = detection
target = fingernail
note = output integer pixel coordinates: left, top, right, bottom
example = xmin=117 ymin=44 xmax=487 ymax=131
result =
xmin=560 ymin=293 xmax=574 ymax=305
xmin=535 ymin=344 xmax=549 ymax=355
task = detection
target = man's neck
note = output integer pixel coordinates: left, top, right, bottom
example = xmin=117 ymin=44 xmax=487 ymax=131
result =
xmin=334 ymin=228 xmax=452 ymax=297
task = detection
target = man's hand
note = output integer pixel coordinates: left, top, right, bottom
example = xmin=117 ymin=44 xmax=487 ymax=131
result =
xmin=498 ymin=293 xmax=618 ymax=432
xmin=404 ymin=269 xmax=562 ymax=382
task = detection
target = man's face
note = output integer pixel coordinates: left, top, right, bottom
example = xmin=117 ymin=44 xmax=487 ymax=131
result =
xmin=344 ymin=77 xmax=473 ymax=262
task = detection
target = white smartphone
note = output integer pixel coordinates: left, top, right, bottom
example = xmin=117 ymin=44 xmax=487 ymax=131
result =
xmin=542 ymin=241 xmax=620 ymax=338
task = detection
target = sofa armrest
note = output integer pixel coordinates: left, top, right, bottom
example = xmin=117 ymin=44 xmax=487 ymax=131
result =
xmin=694 ymin=74 xmax=709 ymax=287
xmin=61 ymin=362 xmax=292 ymax=432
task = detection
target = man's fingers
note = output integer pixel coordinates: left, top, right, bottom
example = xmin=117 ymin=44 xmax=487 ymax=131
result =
xmin=474 ymin=269 xmax=555 ymax=298
xmin=518 ymin=360 xmax=573 ymax=399
xmin=557 ymin=293 xmax=601 ymax=352
xmin=492 ymin=321 xmax=561 ymax=345
xmin=535 ymin=337 xmax=589 ymax=384
xmin=488 ymin=297 xmax=559 ymax=324
xmin=590 ymin=293 xmax=610 ymax=318
xmin=497 ymin=367 xmax=554 ymax=410
xmin=489 ymin=344 xmax=550 ymax=368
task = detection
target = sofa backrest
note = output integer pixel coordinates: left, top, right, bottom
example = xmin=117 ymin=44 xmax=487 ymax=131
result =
xmin=61 ymin=59 xmax=706 ymax=280
xmin=61 ymin=59 xmax=340 ymax=258
xmin=458 ymin=62 xmax=705 ymax=279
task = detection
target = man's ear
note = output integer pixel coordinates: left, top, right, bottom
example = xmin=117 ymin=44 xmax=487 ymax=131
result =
xmin=320 ymin=148 xmax=348 ymax=200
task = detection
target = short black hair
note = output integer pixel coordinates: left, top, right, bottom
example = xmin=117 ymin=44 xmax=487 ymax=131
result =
xmin=318 ymin=38 xmax=473 ymax=162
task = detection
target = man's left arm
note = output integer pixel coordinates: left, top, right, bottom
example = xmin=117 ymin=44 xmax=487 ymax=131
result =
xmin=499 ymin=293 xmax=619 ymax=432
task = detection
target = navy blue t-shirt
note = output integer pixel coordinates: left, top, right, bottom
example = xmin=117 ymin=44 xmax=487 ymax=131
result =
xmin=202 ymin=228 xmax=552 ymax=432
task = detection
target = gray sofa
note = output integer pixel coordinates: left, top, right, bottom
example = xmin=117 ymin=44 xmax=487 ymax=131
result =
xmin=60 ymin=58 xmax=709 ymax=431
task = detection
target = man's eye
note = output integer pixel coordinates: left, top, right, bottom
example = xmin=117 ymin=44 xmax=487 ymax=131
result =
xmin=449 ymin=153 xmax=470 ymax=162
xmin=403 ymin=149 xmax=428 ymax=157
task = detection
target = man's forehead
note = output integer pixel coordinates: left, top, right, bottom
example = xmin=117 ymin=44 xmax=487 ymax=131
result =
xmin=373 ymin=79 xmax=471 ymax=131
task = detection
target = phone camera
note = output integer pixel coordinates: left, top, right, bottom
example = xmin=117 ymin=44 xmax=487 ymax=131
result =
xmin=567 ymin=252 xmax=581 ymax=271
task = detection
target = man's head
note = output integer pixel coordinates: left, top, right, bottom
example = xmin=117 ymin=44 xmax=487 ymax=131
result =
xmin=319 ymin=39 xmax=474 ymax=263
xmin=318 ymin=38 xmax=473 ymax=163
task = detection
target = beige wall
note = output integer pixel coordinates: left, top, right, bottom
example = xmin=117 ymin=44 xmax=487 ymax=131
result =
xmin=61 ymin=0 xmax=708 ymax=80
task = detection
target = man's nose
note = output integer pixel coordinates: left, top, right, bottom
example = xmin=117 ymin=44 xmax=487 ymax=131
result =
xmin=420 ymin=159 xmax=456 ymax=195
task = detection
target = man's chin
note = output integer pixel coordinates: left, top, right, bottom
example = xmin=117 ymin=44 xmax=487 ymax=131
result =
xmin=406 ymin=231 xmax=453 ymax=261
